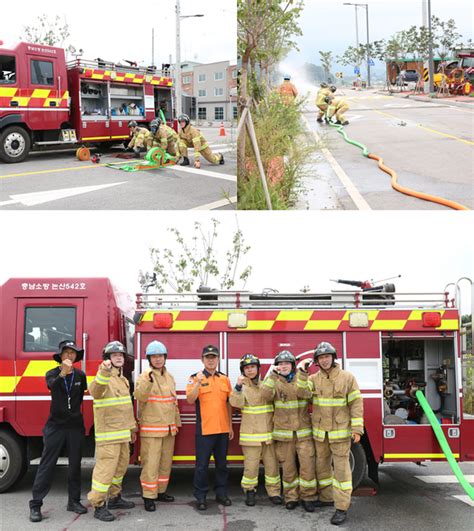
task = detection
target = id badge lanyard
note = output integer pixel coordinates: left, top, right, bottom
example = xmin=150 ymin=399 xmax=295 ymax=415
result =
xmin=64 ymin=371 xmax=75 ymax=410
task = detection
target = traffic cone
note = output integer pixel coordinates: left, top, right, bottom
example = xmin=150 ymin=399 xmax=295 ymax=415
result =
xmin=219 ymin=122 xmax=226 ymax=137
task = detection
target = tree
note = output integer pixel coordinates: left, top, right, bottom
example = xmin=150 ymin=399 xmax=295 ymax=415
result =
xmin=21 ymin=14 xmax=70 ymax=47
xmin=138 ymin=219 xmax=252 ymax=293
xmin=319 ymin=51 xmax=333 ymax=83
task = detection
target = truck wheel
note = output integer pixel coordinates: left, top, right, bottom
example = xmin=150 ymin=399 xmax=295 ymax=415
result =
xmin=350 ymin=441 xmax=367 ymax=489
xmin=0 ymin=430 xmax=26 ymax=492
xmin=0 ymin=126 xmax=31 ymax=163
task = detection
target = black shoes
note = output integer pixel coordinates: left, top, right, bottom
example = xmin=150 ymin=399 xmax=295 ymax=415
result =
xmin=196 ymin=500 xmax=207 ymax=511
xmin=342 ymin=121 xmax=349 ymax=126
xmin=314 ymin=499 xmax=334 ymax=508
xmin=157 ymin=493 xmax=174 ymax=502
xmin=180 ymin=156 xmax=190 ymax=166
xmin=301 ymin=500 xmax=316 ymax=512
xmin=269 ymin=496 xmax=283 ymax=505
xmin=107 ymin=495 xmax=135 ymax=509
xmin=245 ymin=490 xmax=256 ymax=507
xmin=216 ymin=496 xmax=232 ymax=506
xmin=219 ymin=153 xmax=225 ymax=165
xmin=94 ymin=504 xmax=116 ymax=522
xmin=29 ymin=507 xmax=42 ymax=522
xmin=67 ymin=500 xmax=87 ymax=514
xmin=286 ymin=500 xmax=298 ymax=510
xmin=316 ymin=117 xmax=324 ymax=123
xmin=143 ymin=498 xmax=156 ymax=512
xmin=331 ymin=509 xmax=347 ymax=526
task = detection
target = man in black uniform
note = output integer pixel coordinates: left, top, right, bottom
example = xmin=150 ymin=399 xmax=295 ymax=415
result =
xmin=29 ymin=340 xmax=88 ymax=522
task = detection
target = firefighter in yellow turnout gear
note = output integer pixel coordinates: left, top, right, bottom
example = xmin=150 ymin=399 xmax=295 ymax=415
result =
xmin=261 ymin=351 xmax=317 ymax=512
xmin=325 ymin=94 xmax=350 ymax=126
xmin=300 ymin=342 xmax=364 ymax=526
xmin=177 ymin=114 xmax=224 ymax=169
xmin=127 ymin=120 xmax=154 ymax=154
xmin=150 ymin=118 xmax=180 ymax=158
xmin=134 ymin=341 xmax=181 ymax=512
xmin=87 ymin=341 xmax=137 ymax=522
xmin=230 ymin=354 xmax=282 ymax=507
xmin=316 ymin=83 xmax=333 ymax=123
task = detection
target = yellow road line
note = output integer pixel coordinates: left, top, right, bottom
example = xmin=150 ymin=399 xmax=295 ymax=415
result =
xmin=373 ymin=109 xmax=474 ymax=146
xmin=0 ymin=159 xmax=141 ymax=180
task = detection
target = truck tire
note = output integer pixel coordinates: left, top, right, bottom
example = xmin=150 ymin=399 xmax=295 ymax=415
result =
xmin=350 ymin=441 xmax=367 ymax=489
xmin=0 ymin=430 xmax=26 ymax=492
xmin=0 ymin=125 xmax=31 ymax=163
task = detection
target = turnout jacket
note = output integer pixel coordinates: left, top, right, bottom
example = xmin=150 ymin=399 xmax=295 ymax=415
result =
xmin=302 ymin=364 xmax=364 ymax=442
xmin=134 ymin=366 xmax=181 ymax=437
xmin=89 ymin=365 xmax=137 ymax=446
xmin=260 ymin=371 xmax=312 ymax=442
xmin=230 ymin=377 xmax=274 ymax=446
xmin=154 ymin=124 xmax=179 ymax=150
xmin=178 ymin=125 xmax=209 ymax=155
xmin=316 ymin=87 xmax=331 ymax=107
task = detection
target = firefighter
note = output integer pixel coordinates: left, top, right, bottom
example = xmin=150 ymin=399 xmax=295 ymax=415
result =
xmin=261 ymin=351 xmax=316 ymax=512
xmin=316 ymin=83 xmax=332 ymax=123
xmin=277 ymin=74 xmax=298 ymax=104
xmin=126 ymin=120 xmax=154 ymax=155
xmin=186 ymin=345 xmax=233 ymax=511
xmin=177 ymin=113 xmax=224 ymax=168
xmin=87 ymin=341 xmax=137 ymax=522
xmin=325 ymin=93 xmax=349 ymax=126
xmin=302 ymin=342 xmax=364 ymax=526
xmin=229 ymin=354 xmax=282 ymax=507
xmin=150 ymin=117 xmax=180 ymax=158
xmin=134 ymin=341 xmax=181 ymax=512
xmin=29 ymin=341 xmax=88 ymax=523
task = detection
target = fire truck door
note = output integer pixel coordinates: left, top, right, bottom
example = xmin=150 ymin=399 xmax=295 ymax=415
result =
xmin=15 ymin=297 xmax=84 ymax=435
xmin=27 ymin=55 xmax=60 ymax=130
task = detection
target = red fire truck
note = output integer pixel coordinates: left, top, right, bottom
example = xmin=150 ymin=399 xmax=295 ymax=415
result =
xmin=0 ymin=42 xmax=174 ymax=163
xmin=1 ymin=277 xmax=473 ymax=493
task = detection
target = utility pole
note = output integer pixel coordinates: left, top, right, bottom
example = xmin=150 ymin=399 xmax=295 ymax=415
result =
xmin=427 ymin=0 xmax=435 ymax=94
xmin=151 ymin=28 xmax=155 ymax=67
xmin=344 ymin=3 xmax=371 ymax=87
xmin=175 ymin=0 xmax=181 ymax=117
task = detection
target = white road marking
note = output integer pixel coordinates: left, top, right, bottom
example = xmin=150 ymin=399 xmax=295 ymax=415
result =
xmin=452 ymin=495 xmax=474 ymax=507
xmin=383 ymin=103 xmax=413 ymax=108
xmin=172 ymin=165 xmax=236 ymax=182
xmin=191 ymin=196 xmax=237 ymax=210
xmin=415 ymin=475 xmax=474 ymax=483
xmin=347 ymin=114 xmax=364 ymax=121
xmin=301 ymin=114 xmax=371 ymax=210
xmin=0 ymin=182 xmax=127 ymax=207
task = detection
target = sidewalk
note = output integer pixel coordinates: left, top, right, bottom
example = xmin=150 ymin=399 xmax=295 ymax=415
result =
xmin=376 ymin=89 xmax=474 ymax=108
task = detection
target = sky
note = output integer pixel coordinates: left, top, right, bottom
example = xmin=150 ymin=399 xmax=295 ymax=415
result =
xmin=1 ymin=211 xmax=472 ymax=314
xmin=286 ymin=0 xmax=474 ymax=77
xmin=1 ymin=0 xmax=237 ymax=66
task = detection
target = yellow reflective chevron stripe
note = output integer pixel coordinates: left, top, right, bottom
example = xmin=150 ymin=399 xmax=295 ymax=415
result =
xmin=296 ymin=428 xmax=312 ymax=438
xmin=92 ymin=479 xmax=110 ymax=492
xmin=299 ymin=477 xmax=317 ymax=488
xmin=351 ymin=417 xmax=364 ymax=427
xmin=23 ymin=360 xmax=57 ymax=376
xmin=95 ymin=373 xmax=111 ymax=385
xmin=242 ymin=405 xmax=274 ymax=414
xmin=333 ymin=479 xmax=352 ymax=491
xmin=93 ymin=396 xmax=132 ymax=408
xmin=318 ymin=476 xmax=333 ymax=488
xmin=241 ymin=475 xmax=258 ymax=486
xmin=112 ymin=475 xmax=123 ymax=485
xmin=265 ymin=474 xmax=281 ymax=485
xmin=239 ymin=432 xmax=273 ymax=443
xmin=348 ymin=390 xmax=362 ymax=403
xmin=273 ymin=429 xmax=294 ymax=439
xmin=313 ymin=397 xmax=347 ymax=407
xmin=95 ymin=429 xmax=130 ymax=442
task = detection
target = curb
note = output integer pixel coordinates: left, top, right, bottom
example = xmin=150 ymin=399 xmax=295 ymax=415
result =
xmin=375 ymin=91 xmax=474 ymax=109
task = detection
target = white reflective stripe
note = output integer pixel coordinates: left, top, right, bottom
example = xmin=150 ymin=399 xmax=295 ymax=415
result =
xmin=239 ymin=432 xmax=273 ymax=442
xmin=347 ymin=390 xmax=362 ymax=403
xmin=313 ymin=397 xmax=347 ymax=406
xmin=275 ymin=400 xmax=308 ymax=409
xmin=273 ymin=430 xmax=294 ymax=439
xmin=242 ymin=476 xmax=258 ymax=485
xmin=333 ymin=479 xmax=352 ymax=490
xmin=92 ymin=479 xmax=110 ymax=492
xmin=351 ymin=417 xmax=364 ymax=426
xmin=296 ymin=428 xmax=312 ymax=438
xmin=242 ymin=405 xmax=274 ymax=414
xmin=299 ymin=477 xmax=317 ymax=488
xmin=112 ymin=475 xmax=123 ymax=485
xmin=95 ymin=373 xmax=111 ymax=385
xmin=265 ymin=475 xmax=281 ymax=484
xmin=283 ymin=478 xmax=299 ymax=488
xmin=328 ymin=429 xmax=351 ymax=440
xmin=93 ymin=396 xmax=131 ymax=408
xmin=318 ymin=477 xmax=333 ymax=487
xmin=95 ymin=429 xmax=130 ymax=441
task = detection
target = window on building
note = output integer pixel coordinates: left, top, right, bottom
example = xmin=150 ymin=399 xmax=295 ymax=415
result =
xmin=214 ymin=87 xmax=224 ymax=97
xmin=198 ymin=107 xmax=207 ymax=120
xmin=198 ymin=73 xmax=206 ymax=82
xmin=233 ymin=106 xmax=238 ymax=119
xmin=198 ymin=89 xmax=207 ymax=97
xmin=214 ymin=72 xmax=224 ymax=81
xmin=232 ymin=69 xmax=238 ymax=79
xmin=0 ymin=55 xmax=16 ymax=84
xmin=214 ymin=107 xmax=224 ymax=120
xmin=31 ymin=60 xmax=54 ymax=85
xmin=24 ymin=306 xmax=77 ymax=352
xmin=183 ymin=75 xmax=191 ymax=84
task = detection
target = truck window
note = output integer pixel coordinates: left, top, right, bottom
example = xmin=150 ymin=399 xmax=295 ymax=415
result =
xmin=0 ymin=55 xmax=16 ymax=84
xmin=31 ymin=59 xmax=54 ymax=86
xmin=24 ymin=307 xmax=76 ymax=352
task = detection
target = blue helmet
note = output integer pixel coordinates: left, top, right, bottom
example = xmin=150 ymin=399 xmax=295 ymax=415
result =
xmin=146 ymin=340 xmax=168 ymax=359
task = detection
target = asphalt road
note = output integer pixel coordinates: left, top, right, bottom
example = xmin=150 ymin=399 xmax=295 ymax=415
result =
xmin=300 ymin=89 xmax=474 ymax=210
xmin=0 ymin=128 xmax=236 ymax=210
xmin=2 ymin=461 xmax=473 ymax=530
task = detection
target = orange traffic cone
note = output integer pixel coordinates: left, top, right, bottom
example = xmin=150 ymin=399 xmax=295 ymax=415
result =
xmin=219 ymin=122 xmax=226 ymax=136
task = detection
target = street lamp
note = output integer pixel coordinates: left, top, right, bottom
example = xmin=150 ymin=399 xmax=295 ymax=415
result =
xmin=343 ymin=3 xmax=371 ymax=88
xmin=175 ymin=0 xmax=204 ymax=118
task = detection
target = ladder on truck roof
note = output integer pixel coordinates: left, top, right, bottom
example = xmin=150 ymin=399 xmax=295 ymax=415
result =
xmin=135 ymin=289 xmax=454 ymax=311
xmin=66 ymin=58 xmax=168 ymax=77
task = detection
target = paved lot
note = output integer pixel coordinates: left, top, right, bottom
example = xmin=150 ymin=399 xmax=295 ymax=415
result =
xmin=2 ymin=461 xmax=473 ymax=530
xmin=0 ymin=128 xmax=236 ymax=210
xmin=300 ymin=89 xmax=474 ymax=210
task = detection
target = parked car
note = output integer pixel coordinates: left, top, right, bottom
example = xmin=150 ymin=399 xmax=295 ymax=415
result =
xmin=396 ymin=69 xmax=419 ymax=85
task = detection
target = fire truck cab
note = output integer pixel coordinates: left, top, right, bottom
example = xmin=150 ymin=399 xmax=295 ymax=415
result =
xmin=0 ymin=42 xmax=174 ymax=163
xmin=0 ymin=278 xmax=134 ymax=492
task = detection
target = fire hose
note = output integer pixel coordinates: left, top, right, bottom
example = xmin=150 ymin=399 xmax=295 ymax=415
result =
xmin=415 ymin=390 xmax=474 ymax=500
xmin=327 ymin=121 xmax=470 ymax=211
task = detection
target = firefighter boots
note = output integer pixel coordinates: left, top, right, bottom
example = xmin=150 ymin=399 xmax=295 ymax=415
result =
xmin=143 ymin=498 xmax=156 ymax=512
xmin=314 ymin=500 xmax=334 ymax=508
xmin=331 ymin=509 xmax=347 ymax=526
xmin=245 ymin=490 xmax=256 ymax=506
xmin=157 ymin=493 xmax=174 ymax=502
xmin=269 ymin=496 xmax=283 ymax=505
xmin=286 ymin=501 xmax=298 ymax=510
xmin=180 ymin=156 xmax=190 ymax=166
xmin=219 ymin=153 xmax=225 ymax=165
xmin=107 ymin=495 xmax=135 ymax=509
xmin=94 ymin=505 xmax=116 ymax=522
xmin=216 ymin=496 xmax=232 ymax=506
xmin=29 ymin=507 xmax=42 ymax=522
xmin=301 ymin=500 xmax=316 ymax=512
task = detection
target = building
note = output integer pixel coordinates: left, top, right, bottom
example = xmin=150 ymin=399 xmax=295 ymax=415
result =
xmin=180 ymin=60 xmax=237 ymax=122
